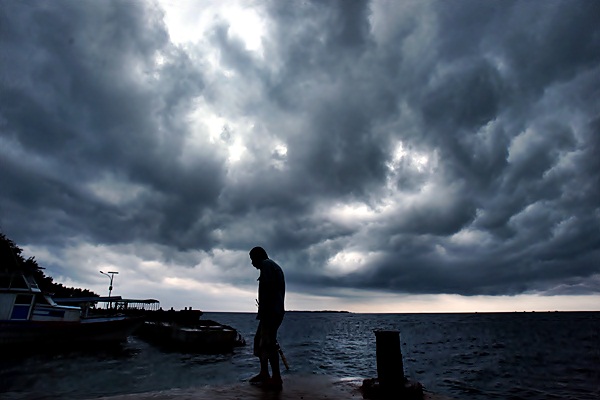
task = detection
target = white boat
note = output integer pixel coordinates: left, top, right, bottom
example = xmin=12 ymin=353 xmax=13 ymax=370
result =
xmin=0 ymin=272 xmax=142 ymax=349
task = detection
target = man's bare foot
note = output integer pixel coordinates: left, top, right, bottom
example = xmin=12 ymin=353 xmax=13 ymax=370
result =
xmin=265 ymin=376 xmax=283 ymax=390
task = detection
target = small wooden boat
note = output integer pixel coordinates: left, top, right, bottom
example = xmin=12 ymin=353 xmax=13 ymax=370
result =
xmin=135 ymin=318 xmax=246 ymax=353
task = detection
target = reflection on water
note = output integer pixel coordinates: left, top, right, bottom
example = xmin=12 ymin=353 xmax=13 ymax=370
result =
xmin=1 ymin=312 xmax=599 ymax=400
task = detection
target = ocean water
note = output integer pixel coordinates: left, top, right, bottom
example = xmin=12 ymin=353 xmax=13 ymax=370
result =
xmin=1 ymin=312 xmax=598 ymax=400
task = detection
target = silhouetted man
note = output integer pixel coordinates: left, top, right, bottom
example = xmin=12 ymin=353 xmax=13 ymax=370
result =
xmin=249 ymin=246 xmax=285 ymax=389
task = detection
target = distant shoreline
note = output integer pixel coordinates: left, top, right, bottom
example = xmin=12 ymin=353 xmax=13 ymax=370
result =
xmin=202 ymin=310 xmax=599 ymax=314
xmin=287 ymin=310 xmax=351 ymax=313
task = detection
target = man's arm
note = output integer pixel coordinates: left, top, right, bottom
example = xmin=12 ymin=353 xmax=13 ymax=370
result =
xmin=257 ymin=264 xmax=277 ymax=319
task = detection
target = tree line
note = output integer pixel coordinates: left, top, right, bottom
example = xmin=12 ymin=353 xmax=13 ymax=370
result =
xmin=1 ymin=232 xmax=98 ymax=298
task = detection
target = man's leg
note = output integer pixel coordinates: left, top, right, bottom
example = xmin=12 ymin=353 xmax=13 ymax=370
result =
xmin=265 ymin=320 xmax=283 ymax=389
xmin=269 ymin=349 xmax=281 ymax=380
xmin=250 ymin=322 xmax=270 ymax=383
xmin=260 ymin=355 xmax=270 ymax=376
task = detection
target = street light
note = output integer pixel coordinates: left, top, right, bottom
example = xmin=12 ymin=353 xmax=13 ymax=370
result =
xmin=99 ymin=270 xmax=119 ymax=308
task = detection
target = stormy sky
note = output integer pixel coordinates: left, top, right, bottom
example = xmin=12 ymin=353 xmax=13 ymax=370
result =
xmin=1 ymin=0 xmax=599 ymax=312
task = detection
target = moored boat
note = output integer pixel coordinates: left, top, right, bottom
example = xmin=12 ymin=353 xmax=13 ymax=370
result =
xmin=0 ymin=272 xmax=142 ymax=349
xmin=135 ymin=319 xmax=246 ymax=353
xmin=54 ymin=297 xmax=247 ymax=353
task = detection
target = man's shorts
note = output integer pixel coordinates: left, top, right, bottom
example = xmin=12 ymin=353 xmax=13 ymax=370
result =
xmin=253 ymin=319 xmax=282 ymax=358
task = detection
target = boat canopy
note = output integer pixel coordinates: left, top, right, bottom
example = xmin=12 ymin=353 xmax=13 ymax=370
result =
xmin=53 ymin=296 xmax=161 ymax=311
xmin=53 ymin=296 xmax=123 ymax=303
xmin=115 ymin=298 xmax=161 ymax=311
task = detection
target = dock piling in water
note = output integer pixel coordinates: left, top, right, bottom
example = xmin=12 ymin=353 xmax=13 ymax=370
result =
xmin=375 ymin=330 xmax=405 ymax=388
xmin=361 ymin=329 xmax=423 ymax=399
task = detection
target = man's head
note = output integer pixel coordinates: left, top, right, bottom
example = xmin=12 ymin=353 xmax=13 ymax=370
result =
xmin=250 ymin=246 xmax=268 ymax=269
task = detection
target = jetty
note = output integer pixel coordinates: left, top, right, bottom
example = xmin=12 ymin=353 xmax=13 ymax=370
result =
xmin=90 ymin=375 xmax=454 ymax=400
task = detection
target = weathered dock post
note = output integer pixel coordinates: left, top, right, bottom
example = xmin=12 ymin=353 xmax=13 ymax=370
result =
xmin=361 ymin=330 xmax=423 ymax=399
xmin=375 ymin=330 xmax=405 ymax=389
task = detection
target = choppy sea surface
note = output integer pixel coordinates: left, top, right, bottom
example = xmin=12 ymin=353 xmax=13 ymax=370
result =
xmin=1 ymin=312 xmax=598 ymax=400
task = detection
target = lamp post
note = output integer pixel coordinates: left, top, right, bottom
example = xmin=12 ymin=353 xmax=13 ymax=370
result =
xmin=99 ymin=270 xmax=119 ymax=308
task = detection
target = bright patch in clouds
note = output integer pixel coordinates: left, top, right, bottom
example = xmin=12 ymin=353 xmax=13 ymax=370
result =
xmin=327 ymin=202 xmax=379 ymax=227
xmin=389 ymin=141 xmax=431 ymax=172
xmin=160 ymin=0 xmax=266 ymax=54
xmin=326 ymin=250 xmax=371 ymax=275
xmin=87 ymin=174 xmax=149 ymax=205
xmin=450 ymin=228 xmax=493 ymax=247
xmin=185 ymin=99 xmax=249 ymax=164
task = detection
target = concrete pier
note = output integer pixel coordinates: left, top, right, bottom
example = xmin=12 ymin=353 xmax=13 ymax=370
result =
xmin=91 ymin=375 xmax=453 ymax=400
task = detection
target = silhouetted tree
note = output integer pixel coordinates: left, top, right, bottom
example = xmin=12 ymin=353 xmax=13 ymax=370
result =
xmin=0 ymin=233 xmax=98 ymax=297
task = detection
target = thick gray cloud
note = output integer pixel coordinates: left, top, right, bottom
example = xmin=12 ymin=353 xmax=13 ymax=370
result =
xmin=1 ymin=0 xmax=599 ymax=306
xmin=1 ymin=1 xmax=224 ymax=250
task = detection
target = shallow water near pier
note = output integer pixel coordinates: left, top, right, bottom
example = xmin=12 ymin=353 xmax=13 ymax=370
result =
xmin=1 ymin=312 xmax=598 ymax=399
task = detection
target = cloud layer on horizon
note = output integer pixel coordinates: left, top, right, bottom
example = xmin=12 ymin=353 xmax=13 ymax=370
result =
xmin=1 ymin=0 xmax=599 ymax=307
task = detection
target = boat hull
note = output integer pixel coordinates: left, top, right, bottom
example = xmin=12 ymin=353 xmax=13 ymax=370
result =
xmin=0 ymin=316 xmax=143 ymax=348
xmin=136 ymin=321 xmax=245 ymax=353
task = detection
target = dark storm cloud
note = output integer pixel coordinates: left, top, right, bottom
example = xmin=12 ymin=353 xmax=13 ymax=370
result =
xmin=234 ymin=0 xmax=599 ymax=296
xmin=1 ymin=0 xmax=599 ymax=302
xmin=1 ymin=1 xmax=224 ymax=250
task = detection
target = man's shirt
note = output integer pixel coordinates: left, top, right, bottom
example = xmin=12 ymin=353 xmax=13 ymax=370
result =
xmin=257 ymin=258 xmax=285 ymax=322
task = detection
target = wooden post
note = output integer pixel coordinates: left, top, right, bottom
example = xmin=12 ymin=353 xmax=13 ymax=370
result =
xmin=374 ymin=330 xmax=405 ymax=389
